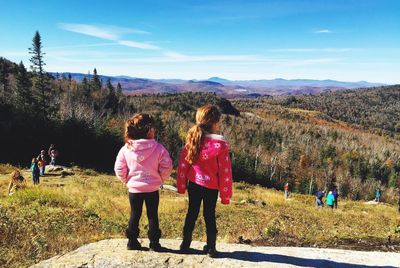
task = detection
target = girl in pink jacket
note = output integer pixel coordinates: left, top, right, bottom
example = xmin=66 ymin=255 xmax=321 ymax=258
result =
xmin=177 ymin=105 xmax=233 ymax=257
xmin=114 ymin=113 xmax=172 ymax=251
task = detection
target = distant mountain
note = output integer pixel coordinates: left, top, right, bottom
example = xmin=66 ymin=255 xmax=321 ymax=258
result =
xmin=50 ymin=72 xmax=387 ymax=98
xmin=205 ymin=77 xmax=385 ymax=89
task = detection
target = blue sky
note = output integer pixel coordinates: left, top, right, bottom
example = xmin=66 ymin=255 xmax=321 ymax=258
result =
xmin=1 ymin=0 xmax=399 ymax=83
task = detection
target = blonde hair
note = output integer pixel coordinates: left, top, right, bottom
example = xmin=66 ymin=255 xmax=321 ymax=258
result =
xmin=124 ymin=113 xmax=154 ymax=142
xmin=11 ymin=170 xmax=21 ymax=180
xmin=185 ymin=105 xmax=221 ymax=164
xmin=11 ymin=170 xmax=24 ymax=182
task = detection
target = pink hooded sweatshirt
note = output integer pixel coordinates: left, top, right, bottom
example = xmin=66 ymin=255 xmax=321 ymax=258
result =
xmin=114 ymin=139 xmax=172 ymax=193
xmin=177 ymin=134 xmax=233 ymax=204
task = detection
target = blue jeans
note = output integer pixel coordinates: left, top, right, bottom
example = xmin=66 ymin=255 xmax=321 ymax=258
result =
xmin=39 ymin=166 xmax=45 ymax=175
xmin=316 ymin=198 xmax=323 ymax=207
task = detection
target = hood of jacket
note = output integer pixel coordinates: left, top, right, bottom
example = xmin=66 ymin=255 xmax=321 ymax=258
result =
xmin=125 ymin=139 xmax=158 ymax=162
xmin=195 ymin=134 xmax=229 ymax=162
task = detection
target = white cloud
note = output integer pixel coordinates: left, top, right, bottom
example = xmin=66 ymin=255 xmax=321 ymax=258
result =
xmin=117 ymin=40 xmax=160 ymax=50
xmin=58 ymin=23 xmax=157 ymax=50
xmin=314 ymin=29 xmax=332 ymax=34
xmin=59 ymin=23 xmax=120 ymax=40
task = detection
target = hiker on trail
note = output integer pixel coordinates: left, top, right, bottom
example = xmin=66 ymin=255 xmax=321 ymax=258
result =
xmin=326 ymin=191 xmax=335 ymax=209
xmin=31 ymin=158 xmax=40 ymax=185
xmin=284 ymin=183 xmax=289 ymax=199
xmin=114 ymin=113 xmax=172 ymax=252
xmin=375 ymin=188 xmax=381 ymax=203
xmin=48 ymin=144 xmax=59 ymax=166
xmin=36 ymin=150 xmax=47 ymax=175
xmin=316 ymin=190 xmax=325 ymax=208
xmin=8 ymin=170 xmax=26 ymax=196
xmin=177 ymin=105 xmax=233 ymax=258
xmin=332 ymin=188 xmax=339 ymax=208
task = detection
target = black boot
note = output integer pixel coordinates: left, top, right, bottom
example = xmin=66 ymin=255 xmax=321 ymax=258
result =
xmin=149 ymin=228 xmax=164 ymax=252
xmin=179 ymin=237 xmax=192 ymax=253
xmin=126 ymin=229 xmax=142 ymax=250
xmin=127 ymin=239 xmax=142 ymax=250
xmin=203 ymin=233 xmax=217 ymax=258
xmin=179 ymin=230 xmax=193 ymax=253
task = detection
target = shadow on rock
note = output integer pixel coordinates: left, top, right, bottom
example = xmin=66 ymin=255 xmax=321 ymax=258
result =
xmin=214 ymin=251 xmax=397 ymax=268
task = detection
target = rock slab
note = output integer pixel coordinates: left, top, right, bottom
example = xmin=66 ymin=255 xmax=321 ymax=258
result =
xmin=32 ymin=239 xmax=400 ymax=268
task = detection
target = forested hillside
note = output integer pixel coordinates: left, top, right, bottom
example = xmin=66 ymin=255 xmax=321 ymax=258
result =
xmin=1 ymin=32 xmax=399 ymax=201
xmin=265 ymin=85 xmax=400 ymax=134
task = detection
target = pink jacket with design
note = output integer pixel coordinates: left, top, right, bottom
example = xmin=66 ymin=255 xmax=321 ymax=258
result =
xmin=114 ymin=139 xmax=173 ymax=193
xmin=177 ymin=134 xmax=233 ymax=204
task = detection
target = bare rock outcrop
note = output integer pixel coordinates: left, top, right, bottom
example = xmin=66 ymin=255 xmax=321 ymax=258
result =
xmin=31 ymin=239 xmax=400 ymax=268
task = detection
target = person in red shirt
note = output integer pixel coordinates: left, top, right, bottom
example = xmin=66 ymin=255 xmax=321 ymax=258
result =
xmin=284 ymin=183 xmax=289 ymax=199
xmin=177 ymin=105 xmax=232 ymax=257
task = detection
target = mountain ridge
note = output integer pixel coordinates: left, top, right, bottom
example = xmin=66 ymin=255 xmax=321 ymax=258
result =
xmin=49 ymin=72 xmax=386 ymax=97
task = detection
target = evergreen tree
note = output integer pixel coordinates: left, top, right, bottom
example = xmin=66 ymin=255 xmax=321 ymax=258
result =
xmin=15 ymin=61 xmax=33 ymax=113
xmin=0 ymin=58 xmax=9 ymax=95
xmin=103 ymin=78 xmax=118 ymax=113
xmin=116 ymin=82 xmax=122 ymax=95
xmin=91 ymin=68 xmax=102 ymax=91
xmin=29 ymin=31 xmax=51 ymax=118
xmin=81 ymin=77 xmax=91 ymax=98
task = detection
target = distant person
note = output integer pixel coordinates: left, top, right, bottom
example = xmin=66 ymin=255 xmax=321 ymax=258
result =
xmin=284 ymin=183 xmax=289 ymax=199
xmin=375 ymin=188 xmax=381 ymax=203
xmin=8 ymin=170 xmax=26 ymax=196
xmin=397 ymin=187 xmax=400 ymax=213
xmin=326 ymin=191 xmax=335 ymax=209
xmin=36 ymin=149 xmax=47 ymax=175
xmin=316 ymin=190 xmax=325 ymax=208
xmin=48 ymin=144 xmax=59 ymax=166
xmin=177 ymin=105 xmax=233 ymax=258
xmin=114 ymin=113 xmax=172 ymax=251
xmin=31 ymin=158 xmax=40 ymax=185
xmin=332 ymin=188 xmax=339 ymax=208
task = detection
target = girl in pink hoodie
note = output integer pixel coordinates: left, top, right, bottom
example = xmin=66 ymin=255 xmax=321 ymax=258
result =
xmin=114 ymin=113 xmax=172 ymax=251
xmin=177 ymin=105 xmax=233 ymax=257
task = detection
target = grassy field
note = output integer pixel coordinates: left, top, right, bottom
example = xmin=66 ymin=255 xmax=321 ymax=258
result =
xmin=0 ymin=164 xmax=399 ymax=268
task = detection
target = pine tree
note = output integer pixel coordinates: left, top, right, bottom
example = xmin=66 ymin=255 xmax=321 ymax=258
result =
xmin=116 ymin=82 xmax=122 ymax=95
xmin=15 ymin=61 xmax=33 ymax=113
xmin=81 ymin=77 xmax=91 ymax=98
xmin=0 ymin=58 xmax=9 ymax=96
xmin=91 ymin=68 xmax=102 ymax=91
xmin=103 ymin=78 xmax=118 ymax=113
xmin=29 ymin=31 xmax=51 ymax=118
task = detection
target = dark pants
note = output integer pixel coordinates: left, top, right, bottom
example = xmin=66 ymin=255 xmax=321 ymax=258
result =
xmin=126 ymin=191 xmax=161 ymax=243
xmin=32 ymin=173 xmax=40 ymax=185
xmin=183 ymin=181 xmax=219 ymax=247
xmin=333 ymin=199 xmax=338 ymax=208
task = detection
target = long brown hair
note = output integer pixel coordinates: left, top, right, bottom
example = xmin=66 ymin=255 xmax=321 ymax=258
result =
xmin=185 ymin=105 xmax=221 ymax=164
xmin=124 ymin=113 xmax=154 ymax=142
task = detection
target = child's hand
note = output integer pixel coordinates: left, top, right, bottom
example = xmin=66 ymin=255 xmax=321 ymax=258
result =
xmin=221 ymin=199 xmax=230 ymax=205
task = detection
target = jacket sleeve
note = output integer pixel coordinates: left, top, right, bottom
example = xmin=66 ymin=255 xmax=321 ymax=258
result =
xmin=177 ymin=147 xmax=190 ymax=194
xmin=114 ymin=147 xmax=129 ymax=183
xmin=217 ymin=145 xmax=233 ymax=204
xmin=158 ymin=144 xmax=173 ymax=182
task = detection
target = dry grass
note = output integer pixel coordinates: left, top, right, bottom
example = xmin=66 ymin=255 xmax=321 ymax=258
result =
xmin=0 ymin=164 xmax=399 ymax=267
